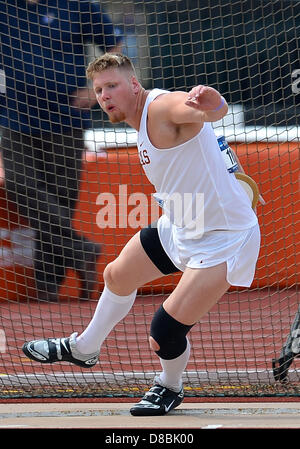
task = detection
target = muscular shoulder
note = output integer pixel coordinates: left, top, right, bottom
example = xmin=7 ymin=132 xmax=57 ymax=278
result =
xmin=147 ymin=90 xmax=192 ymax=129
xmin=148 ymin=90 xmax=205 ymax=129
xmin=146 ymin=91 xmax=202 ymax=149
xmin=149 ymin=91 xmax=188 ymax=117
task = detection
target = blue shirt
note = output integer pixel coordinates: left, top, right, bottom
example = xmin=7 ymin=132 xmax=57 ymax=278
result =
xmin=0 ymin=0 xmax=122 ymax=134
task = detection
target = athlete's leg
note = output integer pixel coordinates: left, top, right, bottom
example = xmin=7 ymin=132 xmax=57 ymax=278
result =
xmin=75 ymin=231 xmax=165 ymax=353
xmin=130 ymin=263 xmax=230 ymax=415
xmin=103 ymin=231 xmax=164 ymax=295
xmin=163 ymin=261 xmax=230 ymax=325
xmin=149 ymin=262 xmax=230 ymax=392
xmin=22 ymin=229 xmax=169 ymax=365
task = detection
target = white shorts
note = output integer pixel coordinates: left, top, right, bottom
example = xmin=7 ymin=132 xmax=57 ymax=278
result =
xmin=157 ymin=214 xmax=261 ymax=287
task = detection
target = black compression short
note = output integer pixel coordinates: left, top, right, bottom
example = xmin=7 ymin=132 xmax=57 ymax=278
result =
xmin=140 ymin=222 xmax=180 ymax=275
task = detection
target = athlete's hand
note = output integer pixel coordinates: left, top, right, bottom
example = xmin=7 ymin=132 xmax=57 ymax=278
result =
xmin=70 ymin=87 xmax=98 ymax=110
xmin=185 ymin=85 xmax=223 ymax=111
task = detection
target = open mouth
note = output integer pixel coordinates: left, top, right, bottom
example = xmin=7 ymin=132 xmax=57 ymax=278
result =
xmin=107 ymin=105 xmax=115 ymax=112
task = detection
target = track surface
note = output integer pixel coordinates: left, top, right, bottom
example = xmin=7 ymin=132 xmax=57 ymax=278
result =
xmin=1 ymin=289 xmax=298 ymax=384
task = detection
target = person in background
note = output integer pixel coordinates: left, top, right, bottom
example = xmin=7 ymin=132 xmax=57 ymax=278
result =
xmin=0 ymin=0 xmax=122 ymax=301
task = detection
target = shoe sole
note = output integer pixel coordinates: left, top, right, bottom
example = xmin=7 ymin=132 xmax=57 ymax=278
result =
xmin=130 ymin=398 xmax=183 ymax=416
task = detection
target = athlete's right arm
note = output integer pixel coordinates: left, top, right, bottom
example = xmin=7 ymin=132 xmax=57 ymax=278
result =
xmin=184 ymin=85 xmax=228 ymax=123
xmin=158 ymin=86 xmax=228 ymax=126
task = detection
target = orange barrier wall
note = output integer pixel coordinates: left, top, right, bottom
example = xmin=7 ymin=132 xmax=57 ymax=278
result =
xmin=0 ymin=142 xmax=298 ymax=300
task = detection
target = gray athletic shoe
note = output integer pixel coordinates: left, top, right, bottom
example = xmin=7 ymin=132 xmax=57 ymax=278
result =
xmin=22 ymin=332 xmax=99 ymax=368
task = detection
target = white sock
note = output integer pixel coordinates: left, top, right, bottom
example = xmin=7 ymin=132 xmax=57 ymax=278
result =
xmin=76 ymin=285 xmax=137 ymax=354
xmin=155 ymin=338 xmax=191 ymax=393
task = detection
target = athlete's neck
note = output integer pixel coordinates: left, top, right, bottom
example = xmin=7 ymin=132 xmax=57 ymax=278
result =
xmin=126 ymin=88 xmax=149 ymax=131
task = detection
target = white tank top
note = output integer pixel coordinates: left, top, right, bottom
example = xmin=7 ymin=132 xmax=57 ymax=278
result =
xmin=137 ymin=89 xmax=258 ymax=239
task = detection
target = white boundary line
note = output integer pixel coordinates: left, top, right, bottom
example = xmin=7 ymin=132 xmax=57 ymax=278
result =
xmin=0 ymin=369 xmax=299 ymax=386
xmin=84 ymin=124 xmax=300 ymax=151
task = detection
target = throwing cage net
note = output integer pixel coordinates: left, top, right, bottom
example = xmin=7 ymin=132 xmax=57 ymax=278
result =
xmin=0 ymin=0 xmax=299 ymax=398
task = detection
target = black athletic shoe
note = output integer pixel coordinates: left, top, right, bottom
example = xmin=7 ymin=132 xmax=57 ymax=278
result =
xmin=22 ymin=332 xmax=99 ymax=369
xmin=130 ymin=384 xmax=184 ymax=416
xmin=272 ymin=351 xmax=300 ymax=382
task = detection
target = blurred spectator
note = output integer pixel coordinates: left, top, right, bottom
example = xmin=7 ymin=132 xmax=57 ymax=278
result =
xmin=0 ymin=0 xmax=122 ymax=301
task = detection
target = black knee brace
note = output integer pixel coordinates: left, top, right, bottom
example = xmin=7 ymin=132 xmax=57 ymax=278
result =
xmin=150 ymin=305 xmax=195 ymax=360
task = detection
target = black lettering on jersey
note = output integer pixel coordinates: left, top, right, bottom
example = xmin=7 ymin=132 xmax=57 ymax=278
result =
xmin=139 ymin=149 xmax=150 ymax=165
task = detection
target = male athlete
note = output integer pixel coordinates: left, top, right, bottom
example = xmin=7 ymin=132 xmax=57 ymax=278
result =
xmin=23 ymin=54 xmax=260 ymax=416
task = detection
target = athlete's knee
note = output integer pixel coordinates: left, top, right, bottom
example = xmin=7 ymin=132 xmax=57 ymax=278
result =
xmin=150 ymin=305 xmax=195 ymax=360
xmin=103 ymin=261 xmax=121 ymax=289
xmin=103 ymin=260 xmax=136 ymax=295
xmin=149 ymin=336 xmax=160 ymax=352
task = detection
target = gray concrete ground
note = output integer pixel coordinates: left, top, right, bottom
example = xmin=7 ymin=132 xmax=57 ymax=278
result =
xmin=0 ymin=401 xmax=299 ymax=429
